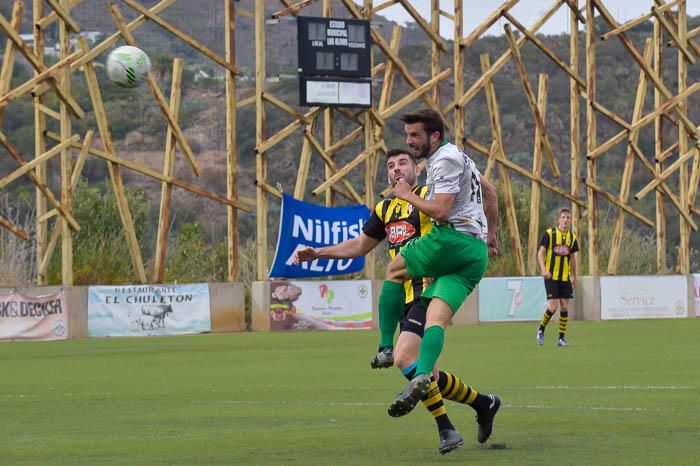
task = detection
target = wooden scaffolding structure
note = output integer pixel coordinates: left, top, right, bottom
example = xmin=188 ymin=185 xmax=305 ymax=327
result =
xmin=0 ymin=0 xmax=698 ymax=285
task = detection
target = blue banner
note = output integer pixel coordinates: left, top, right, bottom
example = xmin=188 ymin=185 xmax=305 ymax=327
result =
xmin=269 ymin=194 xmax=370 ymax=278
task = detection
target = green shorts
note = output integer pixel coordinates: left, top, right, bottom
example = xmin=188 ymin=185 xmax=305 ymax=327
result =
xmin=400 ymin=224 xmax=488 ymax=313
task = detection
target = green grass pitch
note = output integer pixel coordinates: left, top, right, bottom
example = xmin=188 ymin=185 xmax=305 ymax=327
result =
xmin=1 ymin=319 xmax=699 ymax=465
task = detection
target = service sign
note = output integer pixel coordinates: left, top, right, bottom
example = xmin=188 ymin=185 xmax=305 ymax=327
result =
xmin=600 ymin=276 xmax=687 ymax=320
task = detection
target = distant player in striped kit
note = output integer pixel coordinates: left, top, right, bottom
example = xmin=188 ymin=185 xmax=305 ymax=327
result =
xmin=536 ymin=208 xmax=579 ymax=347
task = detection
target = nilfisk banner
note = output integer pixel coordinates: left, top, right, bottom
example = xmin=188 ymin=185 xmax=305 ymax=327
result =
xmin=269 ymin=194 xmax=370 ymax=278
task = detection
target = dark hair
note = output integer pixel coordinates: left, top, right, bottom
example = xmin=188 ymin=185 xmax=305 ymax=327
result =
xmin=386 ymin=148 xmax=416 ymax=165
xmin=400 ymin=108 xmax=445 ymax=140
xmin=559 ymin=208 xmax=572 ymax=216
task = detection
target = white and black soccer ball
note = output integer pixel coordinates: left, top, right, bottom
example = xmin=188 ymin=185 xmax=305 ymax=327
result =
xmin=106 ymin=45 xmax=151 ymax=88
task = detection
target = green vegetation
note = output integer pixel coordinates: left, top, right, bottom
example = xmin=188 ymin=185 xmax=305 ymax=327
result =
xmin=1 ymin=319 xmax=699 ymax=464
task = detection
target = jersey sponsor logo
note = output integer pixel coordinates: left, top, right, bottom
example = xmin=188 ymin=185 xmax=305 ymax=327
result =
xmin=386 ymin=221 xmax=415 ymax=244
xmin=553 ymin=245 xmax=571 ymax=255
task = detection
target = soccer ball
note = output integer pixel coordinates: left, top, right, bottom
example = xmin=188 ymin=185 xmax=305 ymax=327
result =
xmin=106 ymin=45 xmax=151 ymax=88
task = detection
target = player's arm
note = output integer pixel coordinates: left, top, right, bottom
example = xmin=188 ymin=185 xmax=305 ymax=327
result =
xmin=394 ymin=182 xmax=455 ymax=221
xmin=480 ymin=174 xmax=499 ymax=256
xmin=569 ymin=252 xmax=577 ymax=287
xmin=293 ymin=233 xmax=380 ymax=264
xmin=538 ymin=245 xmax=551 ymax=279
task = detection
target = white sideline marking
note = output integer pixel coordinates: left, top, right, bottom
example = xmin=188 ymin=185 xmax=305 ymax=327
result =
xmin=0 ymin=394 xmax=670 ymax=413
xmin=515 ymin=385 xmax=695 ymax=390
xmin=199 ymin=400 xmax=670 ymax=412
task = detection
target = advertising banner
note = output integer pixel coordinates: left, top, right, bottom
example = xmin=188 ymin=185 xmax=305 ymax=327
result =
xmin=269 ymin=194 xmax=370 ymax=279
xmin=269 ymin=280 xmax=372 ymax=331
xmin=600 ymin=276 xmax=687 ymax=320
xmin=693 ymin=274 xmax=700 ymax=317
xmin=0 ymin=291 xmax=68 ymax=341
xmin=478 ymin=277 xmax=548 ymax=322
xmin=88 ymin=284 xmax=211 ymax=337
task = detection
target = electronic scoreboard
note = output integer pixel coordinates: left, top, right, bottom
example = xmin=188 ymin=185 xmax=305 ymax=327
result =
xmin=297 ymin=16 xmax=372 ymax=108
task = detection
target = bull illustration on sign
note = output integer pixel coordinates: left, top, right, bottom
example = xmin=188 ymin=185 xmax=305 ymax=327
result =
xmin=137 ymin=304 xmax=173 ymax=329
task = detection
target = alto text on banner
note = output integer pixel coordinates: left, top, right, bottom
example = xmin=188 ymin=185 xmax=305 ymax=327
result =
xmin=478 ymin=277 xmax=548 ymax=322
xmin=0 ymin=291 xmax=68 ymax=341
xmin=269 ymin=194 xmax=370 ymax=278
xmin=88 ymin=284 xmax=211 ymax=337
xmin=600 ymin=276 xmax=687 ymax=320
xmin=269 ymin=280 xmax=372 ymax=331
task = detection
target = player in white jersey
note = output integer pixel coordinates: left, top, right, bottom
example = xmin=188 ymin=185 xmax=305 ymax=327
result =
xmin=375 ymin=108 xmax=502 ymax=448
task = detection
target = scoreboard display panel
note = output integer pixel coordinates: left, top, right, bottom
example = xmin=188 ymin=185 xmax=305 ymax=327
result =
xmin=297 ymin=17 xmax=371 ymax=78
xmin=300 ymin=76 xmax=371 ymax=108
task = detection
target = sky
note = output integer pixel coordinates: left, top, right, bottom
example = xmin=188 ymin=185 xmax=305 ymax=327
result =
xmin=360 ymin=0 xmax=700 ymax=38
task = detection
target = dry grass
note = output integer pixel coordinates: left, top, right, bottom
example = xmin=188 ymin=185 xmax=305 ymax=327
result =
xmin=0 ymin=195 xmax=36 ymax=287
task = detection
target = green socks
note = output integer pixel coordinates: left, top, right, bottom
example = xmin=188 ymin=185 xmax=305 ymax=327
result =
xmin=416 ymin=325 xmax=445 ymax=375
xmin=378 ymin=280 xmax=405 ymax=347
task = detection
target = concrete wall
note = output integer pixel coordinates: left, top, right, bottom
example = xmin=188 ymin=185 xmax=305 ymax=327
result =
xmin=250 ymin=281 xmax=271 ymax=332
xmin=3 ymin=276 xmax=697 ymax=338
xmin=209 ymin=283 xmax=246 ymax=332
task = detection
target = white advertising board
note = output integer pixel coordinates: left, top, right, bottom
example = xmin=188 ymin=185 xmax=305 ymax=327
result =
xmin=600 ymin=276 xmax=687 ymax=320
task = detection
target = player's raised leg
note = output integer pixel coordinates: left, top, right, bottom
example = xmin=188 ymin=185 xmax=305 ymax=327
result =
xmin=371 ymin=254 xmax=410 ymax=368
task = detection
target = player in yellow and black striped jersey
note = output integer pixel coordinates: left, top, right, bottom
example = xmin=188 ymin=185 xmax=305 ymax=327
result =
xmin=362 ymin=184 xmax=432 ymax=304
xmin=293 ymin=149 xmax=489 ymax=454
xmin=536 ymin=208 xmax=579 ymax=347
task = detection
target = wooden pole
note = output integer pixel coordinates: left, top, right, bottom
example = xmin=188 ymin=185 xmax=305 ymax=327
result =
xmin=527 ymin=74 xmax=548 ymax=276
xmin=45 ymin=132 xmax=251 ymax=211
xmin=0 ymin=215 xmax=29 ymax=241
xmin=431 ymin=0 xmax=440 ymax=107
xmin=465 ymin=137 xmax=585 ymax=208
xmin=570 ymin=0 xmax=582 ymax=238
xmin=480 ymin=53 xmax=524 ymax=276
xmin=338 ymin=0 xmax=450 ymax=128
xmin=294 ymin=116 xmax=317 ymax=198
xmin=33 ymin=0 xmax=48 ymax=285
xmin=255 ymin=0 xmax=268 ymax=280
xmin=677 ymin=0 xmax=689 ymax=274
xmin=363 ymin=0 xmax=375 ymax=280
xmin=77 ymin=37 xmax=147 ymax=283
xmin=323 ymin=0 xmax=334 ymax=208
xmin=593 ymin=0 xmax=697 ymax=138
xmin=0 ymin=0 xmax=22 ymax=128
xmin=503 ymin=24 xmax=560 ymax=178
xmin=120 ymin=0 xmax=240 ymax=74
xmin=454 ymin=0 xmax=464 ymax=148
xmin=455 ymin=0 xmax=562 ymax=110
xmin=0 ymin=130 xmax=80 ymax=232
xmin=226 ymin=0 xmax=239 ymax=282
xmin=108 ymin=3 xmax=201 ymax=177
xmin=461 ymin=0 xmax=519 ymax=49
xmin=586 ymin=0 xmax=598 ymax=275
xmin=58 ymin=0 xmax=73 ymax=285
xmin=153 ymin=58 xmax=183 ymax=283
xmin=629 ymin=141 xmax=697 ymax=231
xmin=607 ymin=39 xmax=652 ymax=275
xmin=0 ymin=11 xmax=84 ymax=118
xmin=71 ymin=0 xmax=177 ymax=71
